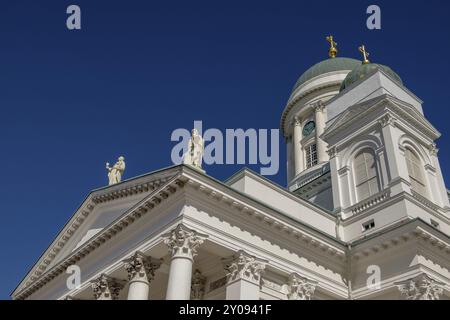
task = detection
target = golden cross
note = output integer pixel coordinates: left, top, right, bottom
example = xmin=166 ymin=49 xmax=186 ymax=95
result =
xmin=359 ymin=45 xmax=370 ymax=64
xmin=326 ymin=35 xmax=338 ymax=58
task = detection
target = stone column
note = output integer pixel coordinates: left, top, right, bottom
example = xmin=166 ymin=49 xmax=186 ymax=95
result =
xmin=292 ymin=116 xmax=304 ymax=176
xmin=163 ymin=224 xmax=208 ymax=300
xmin=395 ymin=273 xmax=445 ymax=300
xmin=222 ymin=250 xmax=267 ymax=300
xmin=123 ymin=251 xmax=162 ymax=300
xmin=283 ymin=273 xmax=317 ymax=300
xmin=91 ymin=274 xmax=125 ymax=300
xmin=314 ymin=101 xmax=328 ymax=163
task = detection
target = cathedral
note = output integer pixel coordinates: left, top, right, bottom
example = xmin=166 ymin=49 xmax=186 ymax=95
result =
xmin=12 ymin=37 xmax=450 ymax=300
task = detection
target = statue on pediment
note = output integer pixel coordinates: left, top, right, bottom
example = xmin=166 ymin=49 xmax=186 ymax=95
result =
xmin=183 ymin=129 xmax=204 ymax=169
xmin=106 ymin=156 xmax=125 ymax=185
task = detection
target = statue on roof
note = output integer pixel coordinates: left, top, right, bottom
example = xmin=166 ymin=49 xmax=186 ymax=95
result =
xmin=183 ymin=129 xmax=204 ymax=169
xmin=106 ymin=156 xmax=126 ymax=185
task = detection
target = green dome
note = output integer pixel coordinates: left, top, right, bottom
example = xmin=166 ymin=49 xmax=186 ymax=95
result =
xmin=340 ymin=63 xmax=402 ymax=91
xmin=292 ymin=57 xmax=361 ymax=92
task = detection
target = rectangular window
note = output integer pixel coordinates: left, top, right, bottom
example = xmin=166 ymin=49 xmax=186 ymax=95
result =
xmin=305 ymin=143 xmax=318 ymax=168
xmin=362 ymin=220 xmax=375 ymax=232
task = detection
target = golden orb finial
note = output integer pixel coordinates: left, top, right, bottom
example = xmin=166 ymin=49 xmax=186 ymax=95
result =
xmin=326 ymin=35 xmax=338 ymax=58
xmin=358 ymin=45 xmax=370 ymax=64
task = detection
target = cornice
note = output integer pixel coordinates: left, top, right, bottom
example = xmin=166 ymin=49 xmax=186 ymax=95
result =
xmin=280 ymin=81 xmax=341 ymax=137
xmin=322 ymin=95 xmax=440 ymax=142
xmin=350 ymin=219 xmax=450 ymax=261
xmin=183 ymin=172 xmax=346 ymax=257
xmin=12 ymin=166 xmax=182 ymax=297
xmin=13 ymin=173 xmax=185 ymax=300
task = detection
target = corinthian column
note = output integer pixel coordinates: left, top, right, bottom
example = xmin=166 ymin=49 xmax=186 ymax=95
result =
xmin=91 ymin=274 xmax=125 ymax=300
xmin=395 ymin=273 xmax=445 ymax=300
xmin=283 ymin=273 xmax=317 ymax=300
xmin=222 ymin=250 xmax=267 ymax=300
xmin=163 ymin=224 xmax=208 ymax=300
xmin=314 ymin=101 xmax=328 ymax=163
xmin=123 ymin=251 xmax=162 ymax=300
xmin=292 ymin=116 xmax=304 ymax=176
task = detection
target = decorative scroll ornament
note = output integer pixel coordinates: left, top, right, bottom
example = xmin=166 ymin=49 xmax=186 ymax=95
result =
xmin=163 ymin=224 xmax=208 ymax=259
xmin=327 ymin=146 xmax=337 ymax=159
xmin=378 ymin=114 xmax=396 ymax=127
xmin=429 ymin=143 xmax=438 ymax=156
xmin=222 ymin=250 xmax=266 ymax=285
xmin=191 ymin=269 xmax=207 ymax=300
xmin=91 ymin=274 xmax=125 ymax=300
xmin=283 ymin=273 xmax=317 ymax=300
xmin=123 ymin=251 xmax=162 ymax=282
xmin=313 ymin=100 xmax=325 ymax=113
xmin=395 ymin=274 xmax=444 ymax=300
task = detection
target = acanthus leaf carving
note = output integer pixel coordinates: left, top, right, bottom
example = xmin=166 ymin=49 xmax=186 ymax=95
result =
xmin=284 ymin=273 xmax=317 ymax=300
xmin=163 ymin=224 xmax=208 ymax=259
xmin=222 ymin=250 xmax=266 ymax=285
xmin=395 ymin=273 xmax=444 ymax=300
xmin=91 ymin=274 xmax=125 ymax=300
xmin=123 ymin=251 xmax=162 ymax=282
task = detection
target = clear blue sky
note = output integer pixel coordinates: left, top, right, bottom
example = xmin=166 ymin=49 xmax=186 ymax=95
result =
xmin=1 ymin=0 xmax=450 ymax=299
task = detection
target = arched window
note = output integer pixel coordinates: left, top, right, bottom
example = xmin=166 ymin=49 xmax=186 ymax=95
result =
xmin=353 ymin=150 xmax=380 ymax=201
xmin=404 ymin=148 xmax=427 ymax=196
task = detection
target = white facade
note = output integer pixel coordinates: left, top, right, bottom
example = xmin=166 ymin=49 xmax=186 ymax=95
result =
xmin=12 ymin=55 xmax=450 ymax=300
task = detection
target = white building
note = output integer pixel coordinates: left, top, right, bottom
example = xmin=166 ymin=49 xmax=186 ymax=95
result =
xmin=12 ymin=43 xmax=450 ymax=300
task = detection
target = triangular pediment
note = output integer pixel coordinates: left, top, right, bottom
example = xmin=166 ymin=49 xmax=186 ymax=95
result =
xmin=13 ymin=165 xmax=183 ymax=295
xmin=322 ymin=94 xmax=440 ymax=141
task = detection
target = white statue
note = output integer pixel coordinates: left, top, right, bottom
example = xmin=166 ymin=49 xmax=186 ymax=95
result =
xmin=183 ymin=129 xmax=204 ymax=169
xmin=106 ymin=156 xmax=126 ymax=185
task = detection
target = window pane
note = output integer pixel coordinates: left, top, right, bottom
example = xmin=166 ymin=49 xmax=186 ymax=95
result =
xmin=354 ymin=150 xmax=380 ymax=201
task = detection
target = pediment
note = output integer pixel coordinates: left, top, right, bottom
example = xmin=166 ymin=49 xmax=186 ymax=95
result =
xmin=13 ymin=165 xmax=183 ymax=295
xmin=322 ymin=94 xmax=440 ymax=141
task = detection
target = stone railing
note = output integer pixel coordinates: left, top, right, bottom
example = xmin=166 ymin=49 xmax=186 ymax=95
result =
xmin=289 ymin=162 xmax=331 ymax=191
xmin=348 ymin=189 xmax=391 ymax=215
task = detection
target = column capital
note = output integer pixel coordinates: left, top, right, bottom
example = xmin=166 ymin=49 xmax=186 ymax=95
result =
xmin=429 ymin=143 xmax=438 ymax=156
xmin=283 ymin=272 xmax=317 ymax=300
xmin=327 ymin=146 xmax=337 ymax=159
xmin=313 ymin=100 xmax=325 ymax=113
xmin=91 ymin=274 xmax=125 ymax=300
xmin=293 ymin=116 xmax=302 ymax=126
xmin=378 ymin=113 xmax=396 ymax=127
xmin=395 ymin=273 xmax=445 ymax=300
xmin=123 ymin=251 xmax=162 ymax=282
xmin=163 ymin=224 xmax=208 ymax=260
xmin=222 ymin=250 xmax=267 ymax=285
xmin=190 ymin=269 xmax=206 ymax=300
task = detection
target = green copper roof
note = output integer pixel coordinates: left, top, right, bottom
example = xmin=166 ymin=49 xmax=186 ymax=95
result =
xmin=340 ymin=63 xmax=403 ymax=92
xmin=292 ymin=57 xmax=360 ymax=92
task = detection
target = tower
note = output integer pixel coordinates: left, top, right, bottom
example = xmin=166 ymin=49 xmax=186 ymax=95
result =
xmin=282 ymin=39 xmax=450 ymax=241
